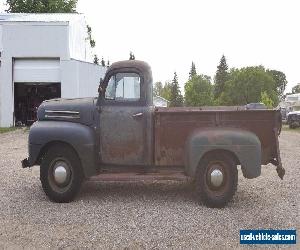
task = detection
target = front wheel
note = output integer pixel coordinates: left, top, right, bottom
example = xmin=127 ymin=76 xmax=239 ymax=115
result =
xmin=40 ymin=145 xmax=83 ymax=203
xmin=195 ymin=152 xmax=238 ymax=208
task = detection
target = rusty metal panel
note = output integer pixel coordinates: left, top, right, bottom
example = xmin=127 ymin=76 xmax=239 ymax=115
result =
xmin=155 ymin=109 xmax=216 ymax=166
xmin=219 ymin=110 xmax=277 ymax=164
xmin=100 ymin=106 xmax=152 ymax=165
xmin=154 ymin=108 xmax=279 ymax=167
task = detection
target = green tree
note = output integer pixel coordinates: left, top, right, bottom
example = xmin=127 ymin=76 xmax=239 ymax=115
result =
xmin=160 ymin=81 xmax=172 ymax=101
xmin=214 ymin=55 xmax=229 ymax=98
xmin=292 ymin=84 xmax=300 ymax=94
xmin=185 ymin=75 xmax=214 ymax=106
xmin=93 ymin=55 xmax=99 ymax=65
xmin=152 ymin=81 xmax=172 ymax=101
xmin=101 ymin=57 xmax=105 ymax=67
xmin=219 ymin=66 xmax=279 ymax=106
xmin=107 ymin=60 xmax=110 ymax=67
xmin=6 ymin=0 xmax=78 ymax=13
xmin=87 ymin=25 xmax=96 ymax=48
xmin=169 ymin=72 xmax=183 ymax=107
xmin=260 ymin=91 xmax=274 ymax=108
xmin=153 ymin=81 xmax=163 ymax=96
xmin=189 ymin=61 xmax=197 ymax=79
xmin=129 ymin=52 xmax=135 ymax=60
xmin=267 ymin=69 xmax=287 ymax=99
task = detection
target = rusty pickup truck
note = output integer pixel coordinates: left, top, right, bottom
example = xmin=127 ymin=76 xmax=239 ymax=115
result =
xmin=22 ymin=60 xmax=285 ymax=207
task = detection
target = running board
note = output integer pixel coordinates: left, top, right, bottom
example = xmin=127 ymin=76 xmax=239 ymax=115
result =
xmin=88 ymin=171 xmax=190 ymax=182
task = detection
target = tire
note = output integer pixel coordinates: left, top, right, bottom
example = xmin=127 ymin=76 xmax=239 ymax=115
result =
xmin=195 ymin=152 xmax=238 ymax=208
xmin=40 ymin=144 xmax=83 ymax=203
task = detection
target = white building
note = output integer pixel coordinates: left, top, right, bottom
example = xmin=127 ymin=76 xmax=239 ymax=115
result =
xmin=285 ymin=93 xmax=300 ymax=103
xmin=153 ymin=96 xmax=169 ymax=107
xmin=0 ymin=13 xmax=106 ymax=127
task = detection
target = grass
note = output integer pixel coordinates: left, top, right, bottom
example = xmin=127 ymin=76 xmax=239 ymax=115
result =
xmin=282 ymin=125 xmax=300 ymax=133
xmin=0 ymin=127 xmax=18 ymax=134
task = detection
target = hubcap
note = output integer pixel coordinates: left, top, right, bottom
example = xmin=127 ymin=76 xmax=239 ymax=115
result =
xmin=53 ymin=161 xmax=70 ymax=185
xmin=210 ymin=169 xmax=223 ymax=187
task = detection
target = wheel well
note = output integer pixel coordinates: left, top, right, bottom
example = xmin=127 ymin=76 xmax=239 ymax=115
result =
xmin=200 ymin=149 xmax=240 ymax=166
xmin=37 ymin=141 xmax=81 ymax=166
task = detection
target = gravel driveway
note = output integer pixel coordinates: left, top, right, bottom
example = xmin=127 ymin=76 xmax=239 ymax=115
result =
xmin=0 ymin=129 xmax=299 ymax=249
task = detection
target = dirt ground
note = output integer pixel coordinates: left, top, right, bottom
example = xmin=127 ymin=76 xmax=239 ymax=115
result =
xmin=0 ymin=129 xmax=299 ymax=249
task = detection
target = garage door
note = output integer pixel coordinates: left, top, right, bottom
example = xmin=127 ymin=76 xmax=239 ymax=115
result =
xmin=14 ymin=58 xmax=60 ymax=83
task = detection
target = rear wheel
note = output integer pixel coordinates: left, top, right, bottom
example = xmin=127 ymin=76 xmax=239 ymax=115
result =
xmin=40 ymin=145 xmax=83 ymax=203
xmin=195 ymin=152 xmax=238 ymax=208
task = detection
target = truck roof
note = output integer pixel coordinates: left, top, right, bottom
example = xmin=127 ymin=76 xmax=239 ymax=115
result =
xmin=108 ymin=60 xmax=152 ymax=77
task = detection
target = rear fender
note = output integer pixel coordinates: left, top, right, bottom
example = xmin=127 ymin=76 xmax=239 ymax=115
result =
xmin=185 ymin=128 xmax=261 ymax=179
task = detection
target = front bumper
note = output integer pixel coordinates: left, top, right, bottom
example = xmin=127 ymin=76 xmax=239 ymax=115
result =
xmin=21 ymin=143 xmax=42 ymax=169
xmin=22 ymin=158 xmax=30 ymax=168
xmin=276 ymin=165 xmax=285 ymax=180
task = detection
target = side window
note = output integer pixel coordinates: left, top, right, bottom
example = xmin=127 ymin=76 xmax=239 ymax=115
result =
xmin=105 ymin=76 xmax=116 ymax=100
xmin=105 ymin=73 xmax=140 ymax=101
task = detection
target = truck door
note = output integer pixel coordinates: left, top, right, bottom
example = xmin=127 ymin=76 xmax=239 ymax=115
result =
xmin=99 ymin=71 xmax=151 ymax=166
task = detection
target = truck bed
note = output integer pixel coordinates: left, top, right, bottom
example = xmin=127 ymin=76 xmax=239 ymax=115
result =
xmin=154 ymin=107 xmax=281 ymax=167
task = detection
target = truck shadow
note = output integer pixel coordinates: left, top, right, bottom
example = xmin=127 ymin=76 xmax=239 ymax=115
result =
xmin=77 ymin=180 xmax=265 ymax=208
xmin=79 ymin=180 xmax=197 ymax=203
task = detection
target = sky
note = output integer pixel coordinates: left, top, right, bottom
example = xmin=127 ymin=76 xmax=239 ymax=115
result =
xmin=0 ymin=0 xmax=299 ymax=92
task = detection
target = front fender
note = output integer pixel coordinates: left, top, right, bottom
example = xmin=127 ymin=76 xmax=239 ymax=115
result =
xmin=28 ymin=121 xmax=97 ymax=178
xmin=185 ymin=128 xmax=261 ymax=179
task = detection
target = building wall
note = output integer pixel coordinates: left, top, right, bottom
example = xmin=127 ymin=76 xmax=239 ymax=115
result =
xmin=0 ymin=20 xmax=104 ymax=127
xmin=0 ymin=25 xmax=3 ymax=125
xmin=69 ymin=18 xmax=93 ymax=62
xmin=61 ymin=59 xmax=106 ymax=98
xmin=0 ymin=53 xmax=13 ymax=127
xmin=0 ymin=23 xmax=70 ymax=127
xmin=0 ymin=25 xmax=2 ymax=50
xmin=153 ymin=96 xmax=169 ymax=107
xmin=1 ymin=23 xmax=69 ymax=59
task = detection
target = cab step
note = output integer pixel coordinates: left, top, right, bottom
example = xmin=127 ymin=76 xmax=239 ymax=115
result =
xmin=88 ymin=170 xmax=189 ymax=182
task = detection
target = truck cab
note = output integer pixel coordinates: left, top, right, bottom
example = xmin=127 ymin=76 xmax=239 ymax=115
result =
xmin=97 ymin=60 xmax=154 ymax=167
xmin=22 ymin=60 xmax=284 ymax=208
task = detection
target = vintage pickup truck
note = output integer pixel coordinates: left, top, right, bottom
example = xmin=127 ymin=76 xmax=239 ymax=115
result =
xmin=22 ymin=60 xmax=285 ymax=207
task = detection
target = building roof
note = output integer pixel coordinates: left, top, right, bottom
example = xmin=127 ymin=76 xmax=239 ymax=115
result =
xmin=286 ymin=93 xmax=300 ymax=98
xmin=154 ymin=95 xmax=170 ymax=103
xmin=0 ymin=13 xmax=84 ymax=23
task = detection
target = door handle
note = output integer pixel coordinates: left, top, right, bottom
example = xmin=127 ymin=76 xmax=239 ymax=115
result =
xmin=132 ymin=112 xmax=143 ymax=118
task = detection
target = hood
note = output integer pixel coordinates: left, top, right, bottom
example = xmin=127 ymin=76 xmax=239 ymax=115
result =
xmin=37 ymin=97 xmax=97 ymax=126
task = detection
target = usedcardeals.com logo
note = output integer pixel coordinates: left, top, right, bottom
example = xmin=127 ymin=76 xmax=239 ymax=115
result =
xmin=240 ymin=229 xmax=296 ymax=244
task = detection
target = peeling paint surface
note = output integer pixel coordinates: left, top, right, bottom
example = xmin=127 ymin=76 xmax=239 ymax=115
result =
xmin=154 ymin=108 xmax=281 ymax=167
